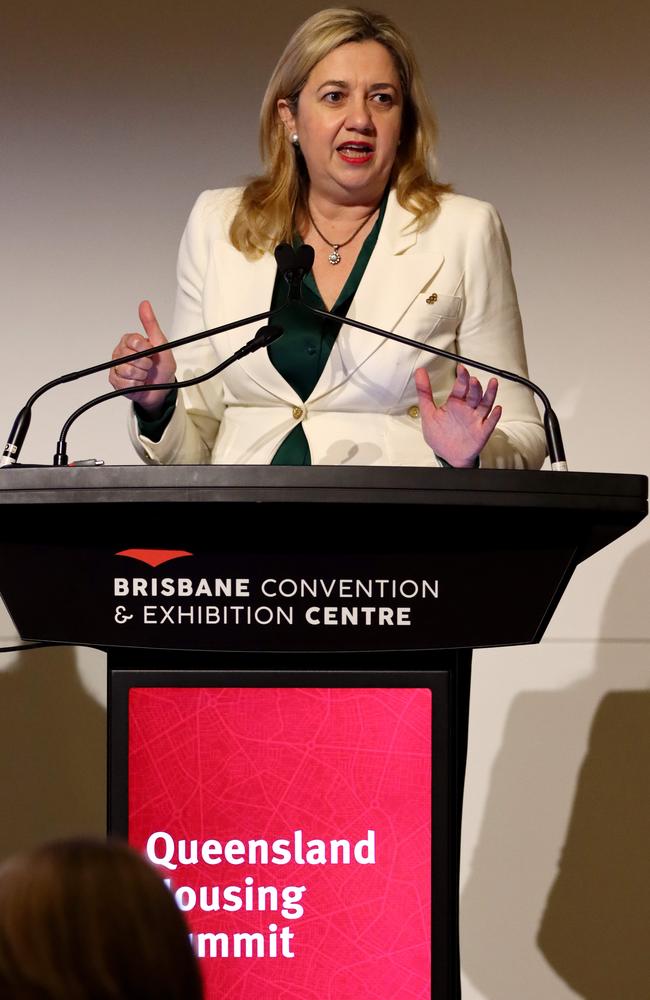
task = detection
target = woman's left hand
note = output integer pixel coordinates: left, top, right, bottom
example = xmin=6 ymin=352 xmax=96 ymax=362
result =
xmin=414 ymin=364 xmax=502 ymax=468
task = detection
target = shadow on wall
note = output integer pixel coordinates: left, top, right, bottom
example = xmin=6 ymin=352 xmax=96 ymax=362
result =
xmin=461 ymin=541 xmax=650 ymax=1000
xmin=0 ymin=645 xmax=106 ymax=860
xmin=537 ymin=687 xmax=649 ymax=999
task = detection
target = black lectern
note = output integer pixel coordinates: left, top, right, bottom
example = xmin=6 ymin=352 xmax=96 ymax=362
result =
xmin=0 ymin=466 xmax=646 ymax=1000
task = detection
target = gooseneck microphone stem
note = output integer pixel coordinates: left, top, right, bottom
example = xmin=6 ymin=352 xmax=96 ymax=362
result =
xmin=53 ymin=326 xmax=284 ymax=466
xmin=5 ymin=240 xmax=568 ymax=470
xmin=301 ymin=288 xmax=568 ymax=471
xmin=5 ymin=246 xmax=307 ymax=467
xmin=275 ymin=242 xmax=567 ymax=469
xmin=1 ymin=303 xmax=287 ymax=467
xmin=314 ymin=299 xmax=557 ymax=398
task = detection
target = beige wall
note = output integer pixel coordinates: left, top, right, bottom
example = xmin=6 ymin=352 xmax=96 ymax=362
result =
xmin=1 ymin=2 xmax=648 ymax=997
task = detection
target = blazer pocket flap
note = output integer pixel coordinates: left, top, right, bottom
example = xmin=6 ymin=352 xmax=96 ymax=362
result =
xmin=421 ymin=291 xmax=462 ymax=319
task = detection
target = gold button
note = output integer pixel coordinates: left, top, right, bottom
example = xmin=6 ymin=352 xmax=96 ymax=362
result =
xmin=408 ymin=405 xmax=420 ymax=419
xmin=292 ymin=406 xmax=304 ymax=420
xmin=426 ymin=292 xmax=438 ymax=304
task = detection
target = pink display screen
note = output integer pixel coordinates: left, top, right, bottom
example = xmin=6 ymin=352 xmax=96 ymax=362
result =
xmin=128 ymin=686 xmax=433 ymax=999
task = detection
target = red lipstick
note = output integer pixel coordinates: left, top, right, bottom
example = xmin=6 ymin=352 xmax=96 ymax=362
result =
xmin=337 ymin=142 xmax=374 ymax=164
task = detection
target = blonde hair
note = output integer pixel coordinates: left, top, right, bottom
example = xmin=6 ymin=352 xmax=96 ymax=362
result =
xmin=230 ymin=7 xmax=451 ymax=258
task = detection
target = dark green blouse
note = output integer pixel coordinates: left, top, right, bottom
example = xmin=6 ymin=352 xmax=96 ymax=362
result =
xmin=135 ymin=196 xmax=387 ymax=463
xmin=269 ymin=199 xmax=386 ymax=465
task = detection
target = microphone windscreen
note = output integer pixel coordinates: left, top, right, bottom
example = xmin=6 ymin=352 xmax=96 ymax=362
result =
xmin=274 ymin=243 xmax=296 ymax=275
xmin=251 ymin=325 xmax=284 ymax=349
xmin=296 ymin=243 xmax=315 ymax=274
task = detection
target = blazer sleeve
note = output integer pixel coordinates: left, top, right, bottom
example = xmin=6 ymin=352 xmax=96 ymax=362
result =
xmin=128 ymin=191 xmax=226 ymax=464
xmin=458 ymin=202 xmax=547 ymax=470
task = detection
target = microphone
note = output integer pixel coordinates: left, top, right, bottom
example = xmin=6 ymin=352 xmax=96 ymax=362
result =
xmin=274 ymin=243 xmax=315 ymax=300
xmin=52 ymin=325 xmax=284 ymax=467
xmin=289 ymin=245 xmax=568 ymax=471
xmin=274 ymin=243 xmax=296 ymax=277
xmin=244 ymin=325 xmax=284 ymax=351
xmin=296 ymin=244 xmax=315 ymax=277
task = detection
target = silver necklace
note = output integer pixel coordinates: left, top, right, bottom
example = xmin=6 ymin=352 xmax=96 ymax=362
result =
xmin=307 ymin=205 xmax=378 ymax=265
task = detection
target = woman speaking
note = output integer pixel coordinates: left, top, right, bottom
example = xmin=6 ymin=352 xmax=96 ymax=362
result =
xmin=110 ymin=7 xmax=545 ymax=471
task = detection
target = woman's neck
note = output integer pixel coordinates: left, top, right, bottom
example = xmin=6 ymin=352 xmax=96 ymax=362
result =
xmin=300 ymin=185 xmax=387 ymax=244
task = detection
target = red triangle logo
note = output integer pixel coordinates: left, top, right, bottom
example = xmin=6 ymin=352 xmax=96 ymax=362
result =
xmin=115 ymin=549 xmax=193 ymax=567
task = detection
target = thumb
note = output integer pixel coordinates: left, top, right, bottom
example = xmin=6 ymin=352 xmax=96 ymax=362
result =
xmin=414 ymin=367 xmax=438 ymax=416
xmin=138 ymin=300 xmax=168 ymax=346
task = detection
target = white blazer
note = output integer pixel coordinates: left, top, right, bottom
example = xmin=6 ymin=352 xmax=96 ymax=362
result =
xmin=130 ymin=188 xmax=546 ymax=469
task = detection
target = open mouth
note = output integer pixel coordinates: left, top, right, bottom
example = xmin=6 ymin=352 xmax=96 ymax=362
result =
xmin=337 ymin=142 xmax=374 ymax=163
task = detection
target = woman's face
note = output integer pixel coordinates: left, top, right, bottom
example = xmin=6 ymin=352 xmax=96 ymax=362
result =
xmin=279 ymin=40 xmax=403 ymax=206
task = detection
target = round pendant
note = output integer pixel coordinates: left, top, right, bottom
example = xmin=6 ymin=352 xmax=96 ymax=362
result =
xmin=328 ymin=248 xmax=341 ymax=265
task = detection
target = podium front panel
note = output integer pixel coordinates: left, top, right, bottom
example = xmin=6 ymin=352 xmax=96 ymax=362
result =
xmin=1 ymin=466 xmax=645 ymax=653
xmin=110 ymin=664 xmax=455 ymax=1000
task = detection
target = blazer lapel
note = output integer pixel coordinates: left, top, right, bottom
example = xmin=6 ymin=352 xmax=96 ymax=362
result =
xmin=216 ymin=190 xmax=444 ymax=405
xmin=311 ymin=190 xmax=444 ymax=400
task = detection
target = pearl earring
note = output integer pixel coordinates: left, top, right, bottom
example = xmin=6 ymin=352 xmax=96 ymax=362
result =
xmin=290 ymin=132 xmax=300 ymax=147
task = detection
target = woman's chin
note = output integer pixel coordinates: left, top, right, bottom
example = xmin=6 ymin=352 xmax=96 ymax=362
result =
xmin=311 ymin=167 xmax=387 ymax=204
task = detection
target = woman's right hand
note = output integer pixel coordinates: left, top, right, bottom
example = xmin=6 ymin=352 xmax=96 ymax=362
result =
xmin=109 ymin=300 xmax=177 ymax=413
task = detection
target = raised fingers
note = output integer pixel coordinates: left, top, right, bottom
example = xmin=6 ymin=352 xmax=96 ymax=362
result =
xmin=451 ymin=366 xmax=499 ymax=416
xmin=466 ymin=376 xmax=483 ymax=408
xmin=414 ymin=367 xmax=438 ymax=420
xmin=476 ymin=377 xmax=499 ymax=417
xmin=481 ymin=403 xmax=502 ymax=438
xmin=449 ymin=363 xmax=470 ymax=400
xmin=139 ymin=300 xmax=168 ymax=347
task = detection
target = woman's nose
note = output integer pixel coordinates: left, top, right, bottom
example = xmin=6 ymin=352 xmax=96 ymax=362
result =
xmin=345 ymin=95 xmax=375 ymax=133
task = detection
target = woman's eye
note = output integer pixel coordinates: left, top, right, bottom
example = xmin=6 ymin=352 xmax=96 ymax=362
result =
xmin=323 ymin=91 xmax=344 ymax=104
xmin=370 ymin=92 xmax=393 ymax=105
